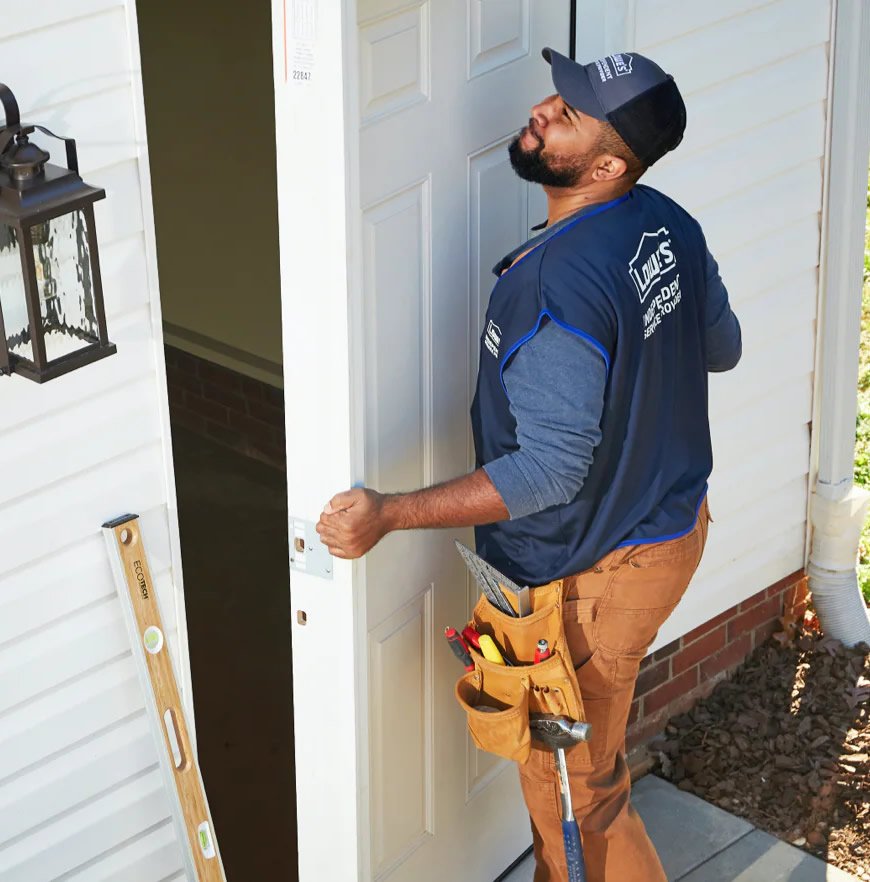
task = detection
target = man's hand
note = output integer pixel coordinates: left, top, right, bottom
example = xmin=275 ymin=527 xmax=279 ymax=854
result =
xmin=316 ymin=488 xmax=389 ymax=559
xmin=316 ymin=470 xmax=508 ymax=560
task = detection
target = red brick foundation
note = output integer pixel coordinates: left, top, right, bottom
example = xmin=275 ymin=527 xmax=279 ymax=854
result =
xmin=626 ymin=570 xmax=809 ymax=758
xmin=164 ymin=346 xmax=286 ymax=470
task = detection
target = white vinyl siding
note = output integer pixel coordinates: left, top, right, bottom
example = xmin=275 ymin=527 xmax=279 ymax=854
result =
xmin=635 ymin=0 xmax=832 ymax=647
xmin=0 ymin=2 xmax=188 ymax=880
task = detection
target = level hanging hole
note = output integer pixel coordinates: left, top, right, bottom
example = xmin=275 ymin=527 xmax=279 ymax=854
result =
xmin=163 ymin=708 xmax=187 ymax=770
xmin=297 ymin=610 xmax=308 ymax=625
xmin=120 ymin=528 xmax=132 ymax=545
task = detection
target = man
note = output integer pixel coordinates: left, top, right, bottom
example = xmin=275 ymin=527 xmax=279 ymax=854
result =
xmin=317 ymin=48 xmax=741 ymax=882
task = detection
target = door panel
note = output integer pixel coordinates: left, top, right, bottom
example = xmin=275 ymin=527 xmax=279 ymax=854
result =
xmin=362 ymin=181 xmax=431 ymax=498
xmin=369 ymin=587 xmax=433 ymax=876
xmin=356 ymin=2 xmax=571 ymax=879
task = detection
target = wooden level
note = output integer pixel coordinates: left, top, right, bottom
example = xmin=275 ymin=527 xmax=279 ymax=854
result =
xmin=102 ymin=514 xmax=226 ymax=882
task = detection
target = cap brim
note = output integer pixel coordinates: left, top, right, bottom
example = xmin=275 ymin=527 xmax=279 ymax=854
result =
xmin=541 ymin=47 xmax=606 ymax=121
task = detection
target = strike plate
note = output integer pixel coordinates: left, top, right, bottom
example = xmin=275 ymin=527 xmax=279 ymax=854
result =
xmin=289 ymin=518 xmax=333 ymax=580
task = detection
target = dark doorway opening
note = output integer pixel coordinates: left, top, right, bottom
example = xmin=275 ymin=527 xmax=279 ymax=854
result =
xmin=171 ymin=426 xmax=296 ymax=881
xmin=136 ymin=0 xmax=297 ymax=877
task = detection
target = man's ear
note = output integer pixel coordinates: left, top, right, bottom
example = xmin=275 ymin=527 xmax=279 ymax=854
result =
xmin=592 ymin=154 xmax=628 ymax=182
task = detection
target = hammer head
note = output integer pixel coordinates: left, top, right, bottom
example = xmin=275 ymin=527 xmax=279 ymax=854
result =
xmin=529 ymin=714 xmax=592 ymax=749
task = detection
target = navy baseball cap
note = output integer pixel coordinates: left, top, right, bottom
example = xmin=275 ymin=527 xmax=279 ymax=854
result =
xmin=542 ymin=48 xmax=686 ymax=167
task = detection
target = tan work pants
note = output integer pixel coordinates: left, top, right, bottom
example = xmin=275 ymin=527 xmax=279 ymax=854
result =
xmin=518 ymin=496 xmax=712 ymax=882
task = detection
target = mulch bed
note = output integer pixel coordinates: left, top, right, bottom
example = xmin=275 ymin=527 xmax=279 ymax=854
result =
xmin=649 ymin=608 xmax=870 ymax=879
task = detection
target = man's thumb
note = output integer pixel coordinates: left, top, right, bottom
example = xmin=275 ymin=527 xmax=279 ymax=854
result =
xmin=324 ymin=489 xmax=357 ymax=515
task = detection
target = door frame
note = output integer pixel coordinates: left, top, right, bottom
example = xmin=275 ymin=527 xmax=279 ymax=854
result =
xmin=574 ymin=0 xmax=634 ymax=59
xmin=271 ymin=2 xmax=367 ymax=879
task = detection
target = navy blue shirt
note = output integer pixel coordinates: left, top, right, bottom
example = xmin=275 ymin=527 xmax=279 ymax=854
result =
xmin=485 ymin=248 xmax=741 ymax=518
xmin=470 ymin=185 xmax=742 ymax=586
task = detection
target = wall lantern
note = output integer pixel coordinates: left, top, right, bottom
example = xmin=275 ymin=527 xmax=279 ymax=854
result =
xmin=0 ymin=84 xmax=115 ymax=383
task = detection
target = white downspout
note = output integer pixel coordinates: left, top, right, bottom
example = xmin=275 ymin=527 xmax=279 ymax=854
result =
xmin=807 ymin=0 xmax=870 ymax=647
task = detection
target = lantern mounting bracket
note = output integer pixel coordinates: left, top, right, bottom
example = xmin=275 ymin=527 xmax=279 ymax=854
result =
xmin=0 ymin=84 xmax=79 ymax=175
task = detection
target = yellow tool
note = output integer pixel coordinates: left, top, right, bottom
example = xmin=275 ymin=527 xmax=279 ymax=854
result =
xmin=479 ymin=634 xmax=506 ymax=665
xmin=102 ymin=514 xmax=226 ymax=882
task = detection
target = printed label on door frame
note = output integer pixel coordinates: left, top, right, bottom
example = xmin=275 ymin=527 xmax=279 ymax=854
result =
xmin=284 ymin=0 xmax=318 ymax=84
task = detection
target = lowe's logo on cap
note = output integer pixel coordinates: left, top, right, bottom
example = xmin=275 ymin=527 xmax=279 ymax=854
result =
xmin=609 ymin=54 xmax=634 ymax=76
xmin=594 ymin=54 xmax=634 ymax=83
xmin=629 ymin=228 xmax=677 ymax=304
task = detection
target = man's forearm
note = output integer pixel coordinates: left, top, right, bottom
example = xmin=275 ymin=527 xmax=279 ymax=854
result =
xmin=383 ymin=468 xmax=509 ymax=531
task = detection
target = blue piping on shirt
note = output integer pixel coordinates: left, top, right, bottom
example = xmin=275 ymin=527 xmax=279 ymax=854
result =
xmin=495 ymin=193 xmax=631 ymax=281
xmin=614 ymin=485 xmax=709 ymax=549
xmin=498 ymin=309 xmax=611 ymax=395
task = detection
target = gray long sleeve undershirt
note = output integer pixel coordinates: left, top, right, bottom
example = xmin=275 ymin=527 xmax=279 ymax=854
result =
xmin=483 ymin=320 xmax=606 ymax=519
xmin=483 ymin=247 xmax=741 ymax=520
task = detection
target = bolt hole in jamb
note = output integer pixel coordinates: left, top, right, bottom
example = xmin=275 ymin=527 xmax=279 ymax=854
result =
xmin=297 ymin=610 xmax=308 ymax=626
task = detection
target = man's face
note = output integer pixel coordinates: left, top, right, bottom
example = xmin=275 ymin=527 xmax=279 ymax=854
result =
xmin=509 ymin=93 xmax=605 ymax=187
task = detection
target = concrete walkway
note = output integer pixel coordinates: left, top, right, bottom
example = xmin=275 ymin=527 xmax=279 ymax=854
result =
xmin=503 ymin=774 xmax=859 ymax=881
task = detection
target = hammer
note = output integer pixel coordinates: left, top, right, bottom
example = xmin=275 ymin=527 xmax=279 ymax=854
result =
xmin=529 ymin=715 xmax=592 ymax=882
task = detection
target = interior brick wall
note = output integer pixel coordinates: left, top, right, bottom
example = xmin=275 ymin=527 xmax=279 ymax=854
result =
xmin=626 ymin=569 xmax=809 ymax=759
xmin=164 ymin=346 xmax=286 ymax=470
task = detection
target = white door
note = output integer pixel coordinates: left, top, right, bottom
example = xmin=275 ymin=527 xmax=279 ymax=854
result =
xmin=272 ymin=2 xmax=572 ymax=880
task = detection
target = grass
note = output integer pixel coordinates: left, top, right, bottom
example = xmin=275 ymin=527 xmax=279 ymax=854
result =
xmin=854 ymin=169 xmax=870 ymax=603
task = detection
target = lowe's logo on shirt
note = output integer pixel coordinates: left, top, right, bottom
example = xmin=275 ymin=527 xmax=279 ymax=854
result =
xmin=628 ymin=227 xmax=677 ymax=304
xmin=485 ymin=320 xmax=502 ymax=358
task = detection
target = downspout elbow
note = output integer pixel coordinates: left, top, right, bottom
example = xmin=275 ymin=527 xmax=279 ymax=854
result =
xmin=807 ymin=482 xmax=870 ymax=647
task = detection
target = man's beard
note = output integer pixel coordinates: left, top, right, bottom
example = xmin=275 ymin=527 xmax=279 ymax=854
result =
xmin=508 ymin=127 xmax=588 ymax=187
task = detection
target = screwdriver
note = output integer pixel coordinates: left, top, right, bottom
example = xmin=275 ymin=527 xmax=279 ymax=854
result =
xmin=480 ymin=633 xmax=521 ymax=667
xmin=444 ymin=627 xmax=474 ymax=672
xmin=463 ymin=627 xmax=515 ymax=667
xmin=534 ymin=639 xmax=551 ymax=664
xmin=462 ymin=626 xmax=482 ymax=651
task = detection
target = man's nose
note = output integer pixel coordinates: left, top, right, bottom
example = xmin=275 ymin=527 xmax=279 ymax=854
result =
xmin=530 ymin=96 xmax=557 ymax=128
xmin=529 ymin=108 xmax=547 ymax=135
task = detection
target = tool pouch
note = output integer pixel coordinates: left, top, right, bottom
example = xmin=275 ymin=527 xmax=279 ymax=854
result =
xmin=453 ymin=579 xmax=587 ymax=764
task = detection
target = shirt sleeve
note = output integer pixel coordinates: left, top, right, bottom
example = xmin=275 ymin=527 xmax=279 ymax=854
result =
xmin=483 ymin=319 xmax=606 ymax=520
xmin=705 ymin=247 xmax=742 ymax=372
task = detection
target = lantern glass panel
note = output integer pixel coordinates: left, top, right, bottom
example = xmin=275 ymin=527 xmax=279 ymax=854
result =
xmin=0 ymin=223 xmax=32 ymax=361
xmin=31 ymin=209 xmax=100 ymax=361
